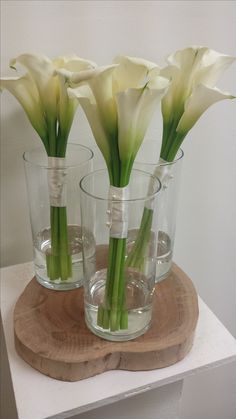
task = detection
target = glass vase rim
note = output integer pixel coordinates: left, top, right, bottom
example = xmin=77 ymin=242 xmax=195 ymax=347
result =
xmin=136 ymin=147 xmax=184 ymax=167
xmin=79 ymin=168 xmax=162 ymax=203
xmin=23 ymin=142 xmax=94 ymax=169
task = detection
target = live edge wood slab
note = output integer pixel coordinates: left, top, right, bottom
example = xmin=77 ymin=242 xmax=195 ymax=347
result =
xmin=14 ymin=263 xmax=199 ymax=382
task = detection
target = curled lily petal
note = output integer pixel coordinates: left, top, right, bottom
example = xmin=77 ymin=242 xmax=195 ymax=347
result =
xmin=113 ymin=55 xmax=158 ymax=93
xmin=195 ymin=54 xmax=236 ymax=87
xmin=10 ymin=53 xmax=53 ymax=78
xmin=167 ymin=46 xmax=207 ymax=73
xmin=10 ymin=53 xmax=58 ymax=120
xmin=68 ymin=86 xmax=110 ymax=163
xmin=115 ymin=55 xmax=157 ymax=70
xmin=65 ymin=65 xmax=117 ymax=85
xmin=160 ymin=65 xmax=182 ymax=122
xmin=168 ymin=46 xmax=236 ymax=88
xmin=116 ymin=76 xmax=170 ymax=161
xmin=0 ymin=75 xmax=47 ymax=141
xmin=164 ymin=47 xmax=236 ymax=108
xmin=87 ymin=66 xmax=118 ymax=134
xmin=177 ymin=84 xmax=236 ymax=134
xmin=53 ymin=56 xmax=96 ymax=146
xmin=65 ymin=65 xmax=118 ymax=136
xmin=52 ymin=55 xmax=96 ymax=72
xmin=56 ymin=73 xmax=78 ymax=147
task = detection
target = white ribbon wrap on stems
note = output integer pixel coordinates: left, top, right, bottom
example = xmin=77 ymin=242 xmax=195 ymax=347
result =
xmin=48 ymin=157 xmax=67 ymax=207
xmin=154 ymin=158 xmax=174 ymax=186
xmin=107 ymin=185 xmax=130 ymax=239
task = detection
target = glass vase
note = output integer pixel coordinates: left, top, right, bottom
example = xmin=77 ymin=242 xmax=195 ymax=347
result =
xmin=133 ymin=141 xmax=184 ymax=281
xmin=23 ymin=143 xmax=93 ymax=290
xmin=80 ymin=168 xmax=161 ymax=341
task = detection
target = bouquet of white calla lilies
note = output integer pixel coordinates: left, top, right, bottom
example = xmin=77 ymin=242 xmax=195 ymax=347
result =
xmin=126 ymin=46 xmax=235 ymax=273
xmin=61 ymin=56 xmax=169 ymax=186
xmin=1 ymin=52 xmax=96 ymax=280
xmin=160 ymin=46 xmax=235 ymax=161
xmin=1 ymin=53 xmax=96 ymax=155
xmin=59 ymin=56 xmax=170 ymax=330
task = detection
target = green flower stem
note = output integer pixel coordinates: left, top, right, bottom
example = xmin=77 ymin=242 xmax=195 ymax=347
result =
xmin=110 ymin=237 xmax=127 ymax=330
xmin=59 ymin=207 xmax=72 ymax=280
xmin=98 ymin=238 xmax=128 ymax=331
xmin=161 ymin=120 xmax=179 ymax=160
xmin=161 ymin=103 xmax=186 ymax=161
xmin=125 ymin=207 xmax=153 ymax=270
xmin=47 ymin=206 xmax=72 ymax=281
xmin=47 ymin=118 xmax=57 ymax=157
xmin=47 ymin=206 xmax=60 ymax=279
xmin=164 ymin=132 xmax=186 ymax=162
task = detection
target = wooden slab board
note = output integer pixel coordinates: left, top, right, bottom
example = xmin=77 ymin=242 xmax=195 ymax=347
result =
xmin=14 ymin=263 xmax=199 ymax=382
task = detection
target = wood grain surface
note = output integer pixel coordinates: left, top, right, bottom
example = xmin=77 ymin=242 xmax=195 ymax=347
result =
xmin=14 ymin=263 xmax=199 ymax=382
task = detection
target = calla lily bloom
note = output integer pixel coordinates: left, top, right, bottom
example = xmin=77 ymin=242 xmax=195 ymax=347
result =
xmin=160 ymin=46 xmax=236 ymax=161
xmin=59 ymin=56 xmax=170 ymax=185
xmin=0 ymin=53 xmax=96 ymax=155
xmin=0 ymin=73 xmax=47 ymax=141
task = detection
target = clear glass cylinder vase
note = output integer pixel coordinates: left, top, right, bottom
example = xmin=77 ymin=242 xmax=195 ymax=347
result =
xmin=134 ymin=141 xmax=184 ymax=282
xmin=23 ymin=143 xmax=93 ymax=290
xmin=80 ymin=169 xmax=161 ymax=341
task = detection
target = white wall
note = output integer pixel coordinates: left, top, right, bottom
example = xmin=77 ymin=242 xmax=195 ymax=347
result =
xmin=1 ymin=1 xmax=236 ymax=418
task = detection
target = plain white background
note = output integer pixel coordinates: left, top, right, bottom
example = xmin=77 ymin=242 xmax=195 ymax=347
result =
xmin=1 ymin=1 xmax=236 ymax=418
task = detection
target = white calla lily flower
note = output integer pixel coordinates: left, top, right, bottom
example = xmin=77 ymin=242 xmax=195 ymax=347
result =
xmin=66 ymin=65 xmax=118 ymax=165
xmin=0 ymin=73 xmax=47 ymax=140
xmin=112 ymin=55 xmax=158 ymax=91
xmin=177 ymin=84 xmax=235 ymax=134
xmin=52 ymin=55 xmax=97 ymax=148
xmin=68 ymin=84 xmax=111 ymax=163
xmin=67 ymin=65 xmax=118 ymax=136
xmin=160 ymin=46 xmax=235 ymax=160
xmin=9 ymin=54 xmax=58 ymax=120
xmin=116 ymin=76 xmax=170 ymax=162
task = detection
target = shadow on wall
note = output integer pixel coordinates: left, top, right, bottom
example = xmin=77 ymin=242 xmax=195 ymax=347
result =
xmin=1 ymin=108 xmax=41 ymax=267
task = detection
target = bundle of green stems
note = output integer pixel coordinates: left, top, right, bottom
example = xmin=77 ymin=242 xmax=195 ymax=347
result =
xmin=43 ymin=127 xmax=72 ymax=282
xmin=97 ymin=145 xmax=135 ymax=331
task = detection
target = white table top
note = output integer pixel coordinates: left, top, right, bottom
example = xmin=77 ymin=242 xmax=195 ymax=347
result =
xmin=1 ymin=262 xmax=236 ymax=419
